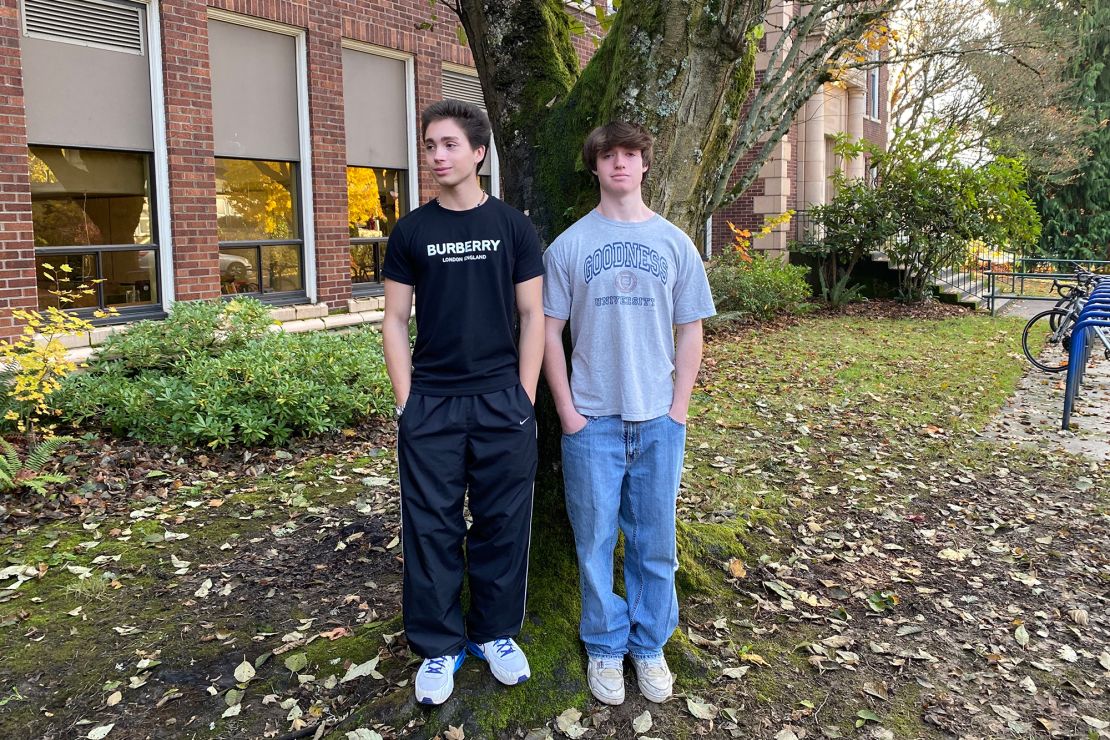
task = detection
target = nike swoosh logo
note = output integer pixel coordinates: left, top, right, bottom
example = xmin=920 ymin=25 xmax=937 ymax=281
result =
xmin=519 ymin=418 xmax=530 ymax=425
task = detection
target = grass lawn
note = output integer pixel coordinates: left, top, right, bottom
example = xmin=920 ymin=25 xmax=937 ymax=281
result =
xmin=2 ymin=310 xmax=1105 ymax=740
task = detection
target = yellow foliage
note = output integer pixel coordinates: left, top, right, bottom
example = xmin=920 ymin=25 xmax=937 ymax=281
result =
xmin=0 ymin=269 xmax=116 ymax=440
xmin=220 ymin=160 xmax=296 ymax=239
xmin=347 ymin=167 xmax=386 ymax=229
xmin=726 ymin=211 xmax=795 ymax=264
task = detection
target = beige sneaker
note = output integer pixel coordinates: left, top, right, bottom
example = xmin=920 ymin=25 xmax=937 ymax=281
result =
xmin=587 ymin=657 xmax=625 ymax=705
xmin=631 ymin=654 xmax=673 ymax=702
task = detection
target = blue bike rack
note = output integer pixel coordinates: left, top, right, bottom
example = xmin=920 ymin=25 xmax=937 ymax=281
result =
xmin=1061 ymin=278 xmax=1110 ymax=429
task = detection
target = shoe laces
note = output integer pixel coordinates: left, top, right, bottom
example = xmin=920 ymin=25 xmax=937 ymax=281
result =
xmin=493 ymin=638 xmax=515 ymax=658
xmin=423 ymin=656 xmax=449 ymax=675
xmin=637 ymin=656 xmax=668 ymax=677
xmin=595 ymin=657 xmax=623 ymax=674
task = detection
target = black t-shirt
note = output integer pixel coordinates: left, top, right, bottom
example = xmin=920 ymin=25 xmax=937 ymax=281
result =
xmin=382 ymin=196 xmax=545 ymax=396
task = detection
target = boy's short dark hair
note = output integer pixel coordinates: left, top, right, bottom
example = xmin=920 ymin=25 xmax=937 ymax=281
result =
xmin=421 ymin=99 xmax=492 ymax=165
xmin=582 ymin=121 xmax=654 ymax=174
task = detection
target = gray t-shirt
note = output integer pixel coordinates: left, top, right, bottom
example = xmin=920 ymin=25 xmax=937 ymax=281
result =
xmin=543 ymin=210 xmax=716 ymax=421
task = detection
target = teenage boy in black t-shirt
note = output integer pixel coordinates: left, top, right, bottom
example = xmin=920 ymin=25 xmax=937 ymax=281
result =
xmin=381 ymin=100 xmax=545 ymax=706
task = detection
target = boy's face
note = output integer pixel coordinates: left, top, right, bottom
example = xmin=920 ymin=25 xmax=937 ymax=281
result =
xmin=593 ymin=145 xmax=647 ymax=196
xmin=423 ymin=118 xmax=485 ymax=189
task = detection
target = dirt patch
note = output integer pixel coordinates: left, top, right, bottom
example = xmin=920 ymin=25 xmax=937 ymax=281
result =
xmin=818 ymin=299 xmax=972 ymax=321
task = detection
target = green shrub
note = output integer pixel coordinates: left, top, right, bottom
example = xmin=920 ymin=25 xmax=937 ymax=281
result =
xmin=57 ymin=300 xmax=392 ymax=447
xmin=92 ymin=297 xmax=274 ymax=374
xmin=707 ymin=253 xmax=812 ymax=321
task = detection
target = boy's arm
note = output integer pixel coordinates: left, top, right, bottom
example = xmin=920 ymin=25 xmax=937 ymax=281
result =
xmin=669 ymin=319 xmax=704 ymax=423
xmin=382 ymin=279 xmax=415 ymax=407
xmin=542 ymin=316 xmax=587 ymax=434
xmin=515 ymin=276 xmax=544 ymax=403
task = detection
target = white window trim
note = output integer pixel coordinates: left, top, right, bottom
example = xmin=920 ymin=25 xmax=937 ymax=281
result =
xmin=140 ymin=0 xmax=174 ymax=310
xmin=206 ymin=9 xmax=316 ymax=302
xmin=341 ymin=39 xmax=419 ymax=218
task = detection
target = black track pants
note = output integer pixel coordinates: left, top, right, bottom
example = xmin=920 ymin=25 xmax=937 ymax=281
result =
xmin=397 ymin=384 xmax=538 ymax=658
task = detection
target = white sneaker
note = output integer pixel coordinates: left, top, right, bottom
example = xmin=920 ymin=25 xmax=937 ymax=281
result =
xmin=587 ymin=656 xmax=625 ymax=705
xmin=631 ymin=654 xmax=673 ymax=702
xmin=467 ymin=637 xmax=530 ymax=685
xmin=414 ymin=652 xmax=465 ymax=705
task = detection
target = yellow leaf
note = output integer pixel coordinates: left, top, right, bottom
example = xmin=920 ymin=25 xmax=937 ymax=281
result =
xmin=741 ymin=652 xmax=771 ymax=667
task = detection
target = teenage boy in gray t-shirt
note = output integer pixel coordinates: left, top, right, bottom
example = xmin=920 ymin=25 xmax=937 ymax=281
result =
xmin=542 ymin=121 xmax=715 ymax=706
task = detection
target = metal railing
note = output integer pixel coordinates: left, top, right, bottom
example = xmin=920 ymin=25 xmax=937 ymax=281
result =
xmin=985 ymin=259 xmax=1110 ymax=315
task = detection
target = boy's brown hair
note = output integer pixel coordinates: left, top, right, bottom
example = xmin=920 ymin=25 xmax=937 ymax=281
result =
xmin=581 ymin=121 xmax=654 ymax=174
xmin=421 ymin=99 xmax=492 ymax=166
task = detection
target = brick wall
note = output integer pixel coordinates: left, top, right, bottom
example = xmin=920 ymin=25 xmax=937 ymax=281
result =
xmin=161 ymin=0 xmax=220 ymax=302
xmin=0 ymin=0 xmax=38 ymax=336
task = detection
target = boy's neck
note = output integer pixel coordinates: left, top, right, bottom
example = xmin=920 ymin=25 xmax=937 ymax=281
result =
xmin=437 ymin=178 xmax=486 ymax=211
xmin=596 ymin=190 xmax=653 ymax=223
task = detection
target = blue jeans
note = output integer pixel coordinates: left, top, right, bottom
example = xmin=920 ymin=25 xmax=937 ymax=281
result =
xmin=561 ymin=413 xmax=685 ymax=659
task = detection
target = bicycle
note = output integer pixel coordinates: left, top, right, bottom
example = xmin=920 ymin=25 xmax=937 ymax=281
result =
xmin=1021 ymin=272 xmax=1110 ymax=373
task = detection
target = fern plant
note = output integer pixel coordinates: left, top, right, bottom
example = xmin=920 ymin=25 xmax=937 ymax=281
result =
xmin=0 ymin=436 xmax=71 ymax=496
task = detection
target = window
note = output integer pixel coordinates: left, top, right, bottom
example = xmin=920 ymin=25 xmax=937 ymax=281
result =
xmin=209 ymin=18 xmax=305 ymax=300
xmin=343 ymin=45 xmax=413 ymax=294
xmin=867 ymin=50 xmax=881 ymax=119
xmin=29 ymin=146 xmax=159 ymax=311
xmin=20 ymin=0 xmax=165 ymax=315
xmin=215 ymin=158 xmax=302 ymax=295
xmin=348 ymin=167 xmax=408 ymax=287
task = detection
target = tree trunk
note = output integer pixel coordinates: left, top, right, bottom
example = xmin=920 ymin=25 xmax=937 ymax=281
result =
xmin=459 ymin=0 xmax=764 ymax=246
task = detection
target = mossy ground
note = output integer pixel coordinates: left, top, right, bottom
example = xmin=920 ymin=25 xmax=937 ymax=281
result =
xmin=3 ymin=311 xmax=1105 ymax=739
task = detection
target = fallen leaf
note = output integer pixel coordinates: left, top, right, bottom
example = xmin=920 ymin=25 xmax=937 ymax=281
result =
xmin=284 ymin=653 xmax=308 ymax=673
xmin=1099 ymin=652 xmax=1110 ymax=671
xmin=863 ymin=681 xmax=889 ymax=701
xmin=1058 ymin=645 xmax=1078 ymax=663
xmin=857 ymin=709 xmax=881 ymax=724
xmin=555 ymin=708 xmax=587 ymax=739
xmin=106 ymin=690 xmax=122 ymax=707
xmin=727 ymin=559 xmax=747 ymax=579
xmin=225 ymin=688 xmax=243 ymax=707
xmin=445 ymin=726 xmax=465 ymax=740
xmin=741 ymin=652 xmax=770 ymax=667
xmin=1019 ymin=676 xmax=1037 ymax=695
xmin=234 ymin=659 xmax=255 ymax=684
xmin=1015 ymin=625 xmax=1029 ymax=648
xmin=632 ymin=710 xmax=652 ymax=734
xmin=345 ymin=731 xmax=384 ymax=740
xmin=194 ymin=579 xmax=212 ymax=598
xmin=1082 ymin=716 xmax=1109 ymax=730
xmin=221 ymin=703 xmax=241 ymax=719
xmin=87 ymin=724 xmax=115 ymax=739
xmin=686 ymin=697 xmax=718 ymax=720
xmin=341 ymin=657 xmax=383 ymax=683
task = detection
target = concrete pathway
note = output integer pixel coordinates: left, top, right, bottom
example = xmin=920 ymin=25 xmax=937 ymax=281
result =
xmin=983 ymin=331 xmax=1110 ymax=460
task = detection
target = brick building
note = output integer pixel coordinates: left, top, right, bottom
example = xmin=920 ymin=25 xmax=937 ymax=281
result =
xmin=711 ymin=1 xmax=890 ymax=256
xmin=0 ymin=0 xmax=886 ymax=339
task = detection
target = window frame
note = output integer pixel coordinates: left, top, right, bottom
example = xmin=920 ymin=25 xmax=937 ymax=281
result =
xmin=29 ymin=145 xmax=165 ymax=321
xmin=342 ymin=40 xmax=418 ymax=298
xmin=867 ymin=50 xmax=881 ymax=120
xmin=208 ymin=8 xmax=315 ymax=304
xmin=21 ymin=0 xmax=173 ymax=318
xmin=214 ymin=156 xmax=306 ymax=302
xmin=347 ymin=166 xmax=410 ymax=295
